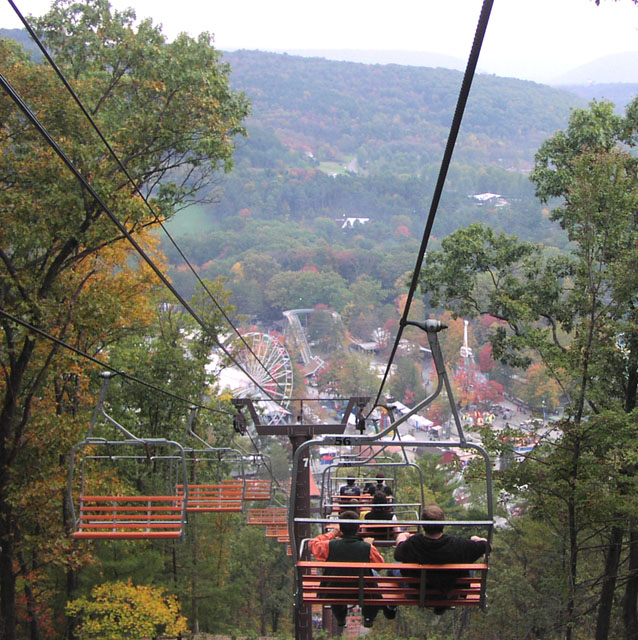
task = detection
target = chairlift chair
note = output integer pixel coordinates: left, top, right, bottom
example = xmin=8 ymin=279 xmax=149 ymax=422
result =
xmin=177 ymin=407 xmax=247 ymax=513
xmin=289 ymin=320 xmax=494 ymax=612
xmin=68 ymin=373 xmax=188 ymax=540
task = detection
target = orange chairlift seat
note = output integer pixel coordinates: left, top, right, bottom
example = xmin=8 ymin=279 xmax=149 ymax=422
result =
xmin=242 ymin=453 xmax=273 ymax=501
xmin=290 ymin=320 xmax=494 ymax=613
xmin=247 ymin=507 xmax=288 ymax=526
xmin=68 ymin=373 xmax=188 ymax=541
xmin=245 ymin=484 xmax=292 ymax=553
xmin=174 ymin=406 xmax=247 ymax=513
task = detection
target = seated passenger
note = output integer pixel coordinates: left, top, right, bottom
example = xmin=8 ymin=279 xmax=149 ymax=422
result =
xmin=394 ymin=504 xmax=489 ymax=614
xmin=362 ymin=491 xmax=395 ymax=537
xmin=363 ymin=477 xmax=376 ymax=496
xmin=375 ymin=473 xmax=393 ymax=501
xmin=308 ymin=510 xmax=396 ymax=629
xmin=339 ymin=477 xmax=361 ymax=497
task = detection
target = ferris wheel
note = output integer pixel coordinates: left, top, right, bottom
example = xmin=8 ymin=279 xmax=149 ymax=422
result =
xmin=229 ymin=332 xmax=294 ymax=423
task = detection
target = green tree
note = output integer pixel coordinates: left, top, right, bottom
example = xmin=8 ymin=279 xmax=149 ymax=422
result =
xmin=264 ymin=269 xmax=349 ymax=313
xmin=389 ymin=357 xmax=425 ymax=406
xmin=0 ymin=2 xmax=248 ymax=637
xmin=318 ymin=351 xmax=380 ymax=398
xmin=419 ymin=98 xmax=638 ymax=640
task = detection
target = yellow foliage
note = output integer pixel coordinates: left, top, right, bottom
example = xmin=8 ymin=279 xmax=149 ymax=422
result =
xmin=67 ymin=579 xmax=189 ymax=640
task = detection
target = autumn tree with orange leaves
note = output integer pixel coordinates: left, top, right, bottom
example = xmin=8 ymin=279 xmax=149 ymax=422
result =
xmin=0 ymin=2 xmax=248 ymax=638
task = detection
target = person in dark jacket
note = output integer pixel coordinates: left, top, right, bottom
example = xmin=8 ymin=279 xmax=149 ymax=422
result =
xmin=394 ymin=504 xmax=489 ymax=613
xmin=363 ymin=491 xmax=394 ymax=538
xmin=374 ymin=472 xmax=393 ymax=499
xmin=339 ymin=477 xmax=361 ymax=496
xmin=309 ymin=511 xmax=395 ymax=629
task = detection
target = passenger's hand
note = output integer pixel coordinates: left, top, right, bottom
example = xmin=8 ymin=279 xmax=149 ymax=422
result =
xmin=395 ymin=531 xmax=410 ymax=544
xmin=470 ymin=536 xmax=487 ymax=542
xmin=363 ymin=537 xmax=374 ymax=544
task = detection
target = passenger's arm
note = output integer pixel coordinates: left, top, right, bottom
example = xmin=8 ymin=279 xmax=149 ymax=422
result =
xmin=394 ymin=537 xmax=411 ymax=561
xmin=395 ymin=531 xmax=411 ymax=545
xmin=369 ymin=544 xmax=384 ymax=563
xmin=308 ymin=529 xmax=339 ymax=561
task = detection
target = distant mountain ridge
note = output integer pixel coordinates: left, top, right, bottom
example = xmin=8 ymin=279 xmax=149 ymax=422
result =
xmin=551 ymin=51 xmax=638 ymax=85
xmin=273 ymin=49 xmax=468 ymax=71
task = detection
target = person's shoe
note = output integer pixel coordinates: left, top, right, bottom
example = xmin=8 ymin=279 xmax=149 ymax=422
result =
xmin=383 ymin=605 xmax=397 ymax=620
xmin=363 ymin=617 xmax=374 ymax=628
xmin=433 ymin=606 xmax=447 ymax=615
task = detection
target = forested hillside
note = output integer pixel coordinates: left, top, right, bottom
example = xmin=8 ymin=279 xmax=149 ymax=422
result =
xmin=222 ymin=50 xmax=583 ymax=172
xmin=163 ymin=50 xmax=587 ymax=321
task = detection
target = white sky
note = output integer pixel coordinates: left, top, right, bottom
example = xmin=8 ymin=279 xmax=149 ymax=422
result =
xmin=2 ymin=0 xmax=638 ymax=82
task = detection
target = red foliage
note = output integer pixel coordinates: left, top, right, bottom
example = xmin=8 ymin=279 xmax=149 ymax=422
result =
xmin=395 ymin=225 xmax=411 ymax=238
xmin=301 ymin=265 xmax=319 ymax=273
xmin=481 ymin=314 xmax=505 ymax=327
xmin=478 ymin=343 xmax=495 ymax=373
xmin=16 ymin=592 xmax=56 ymax=639
xmin=428 ymin=404 xmax=447 ymax=425
xmin=383 ymin=317 xmax=396 ymax=331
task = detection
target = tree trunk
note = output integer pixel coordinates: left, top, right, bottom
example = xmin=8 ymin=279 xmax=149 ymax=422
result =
xmin=63 ymin=489 xmax=78 ymax=640
xmin=17 ymin=551 xmax=41 ymax=640
xmin=190 ymin=518 xmax=199 ymax=635
xmin=623 ymin=524 xmax=638 ymax=640
xmin=0 ymin=508 xmax=17 ymax=640
xmin=595 ymin=525 xmax=623 ymax=640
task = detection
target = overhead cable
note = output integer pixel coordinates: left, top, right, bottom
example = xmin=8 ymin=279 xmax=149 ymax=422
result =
xmin=0 ymin=70 xmax=286 ymax=408
xmin=371 ymin=0 xmax=494 ymax=411
xmin=0 ymin=307 xmax=231 ymax=415
xmin=5 ymin=0 xmax=286 ymax=397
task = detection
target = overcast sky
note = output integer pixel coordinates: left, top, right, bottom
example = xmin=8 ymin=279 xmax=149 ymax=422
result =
xmin=2 ymin=0 xmax=638 ymax=82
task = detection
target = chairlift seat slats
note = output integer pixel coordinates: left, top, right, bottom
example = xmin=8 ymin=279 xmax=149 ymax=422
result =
xmin=73 ymin=531 xmax=183 ymax=540
xmin=246 ymin=507 xmax=288 ymax=526
xmin=244 ymin=479 xmax=272 ymax=501
xmin=175 ymin=483 xmax=243 ymax=512
xmin=298 ymin=560 xmax=487 ymax=609
xmin=265 ymin=524 xmax=289 ymax=538
xmin=74 ymin=495 xmax=186 ymax=539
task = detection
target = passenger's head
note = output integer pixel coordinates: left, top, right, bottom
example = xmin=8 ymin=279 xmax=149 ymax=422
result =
xmin=376 ymin=472 xmax=385 ymax=484
xmin=346 ymin=478 xmax=355 ymax=485
xmin=372 ymin=491 xmax=388 ymax=505
xmin=339 ymin=510 xmax=361 ymax=536
xmin=421 ymin=504 xmax=445 ymax=535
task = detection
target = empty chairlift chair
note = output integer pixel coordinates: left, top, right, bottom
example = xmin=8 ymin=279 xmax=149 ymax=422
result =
xmin=68 ymin=373 xmax=188 ymax=541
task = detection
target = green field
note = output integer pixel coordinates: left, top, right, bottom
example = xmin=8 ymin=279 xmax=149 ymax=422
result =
xmin=163 ymin=203 xmax=216 ymax=236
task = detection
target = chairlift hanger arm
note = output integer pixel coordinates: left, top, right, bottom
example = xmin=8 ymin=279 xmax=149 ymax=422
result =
xmin=233 ymin=396 xmax=369 ymax=436
xmin=87 ymin=372 xmax=140 ymax=441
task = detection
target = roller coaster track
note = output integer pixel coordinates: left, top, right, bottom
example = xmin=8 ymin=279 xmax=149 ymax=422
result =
xmin=283 ymin=309 xmax=315 ymax=365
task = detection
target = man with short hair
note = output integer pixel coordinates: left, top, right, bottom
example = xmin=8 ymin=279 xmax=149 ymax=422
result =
xmin=394 ymin=504 xmax=489 ymax=614
xmin=375 ymin=472 xmax=393 ymax=498
xmin=308 ymin=511 xmax=396 ymax=629
xmin=339 ymin=477 xmax=361 ymax=497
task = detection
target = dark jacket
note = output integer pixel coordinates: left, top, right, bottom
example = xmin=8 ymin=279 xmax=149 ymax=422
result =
xmin=394 ymin=533 xmax=488 ymax=594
